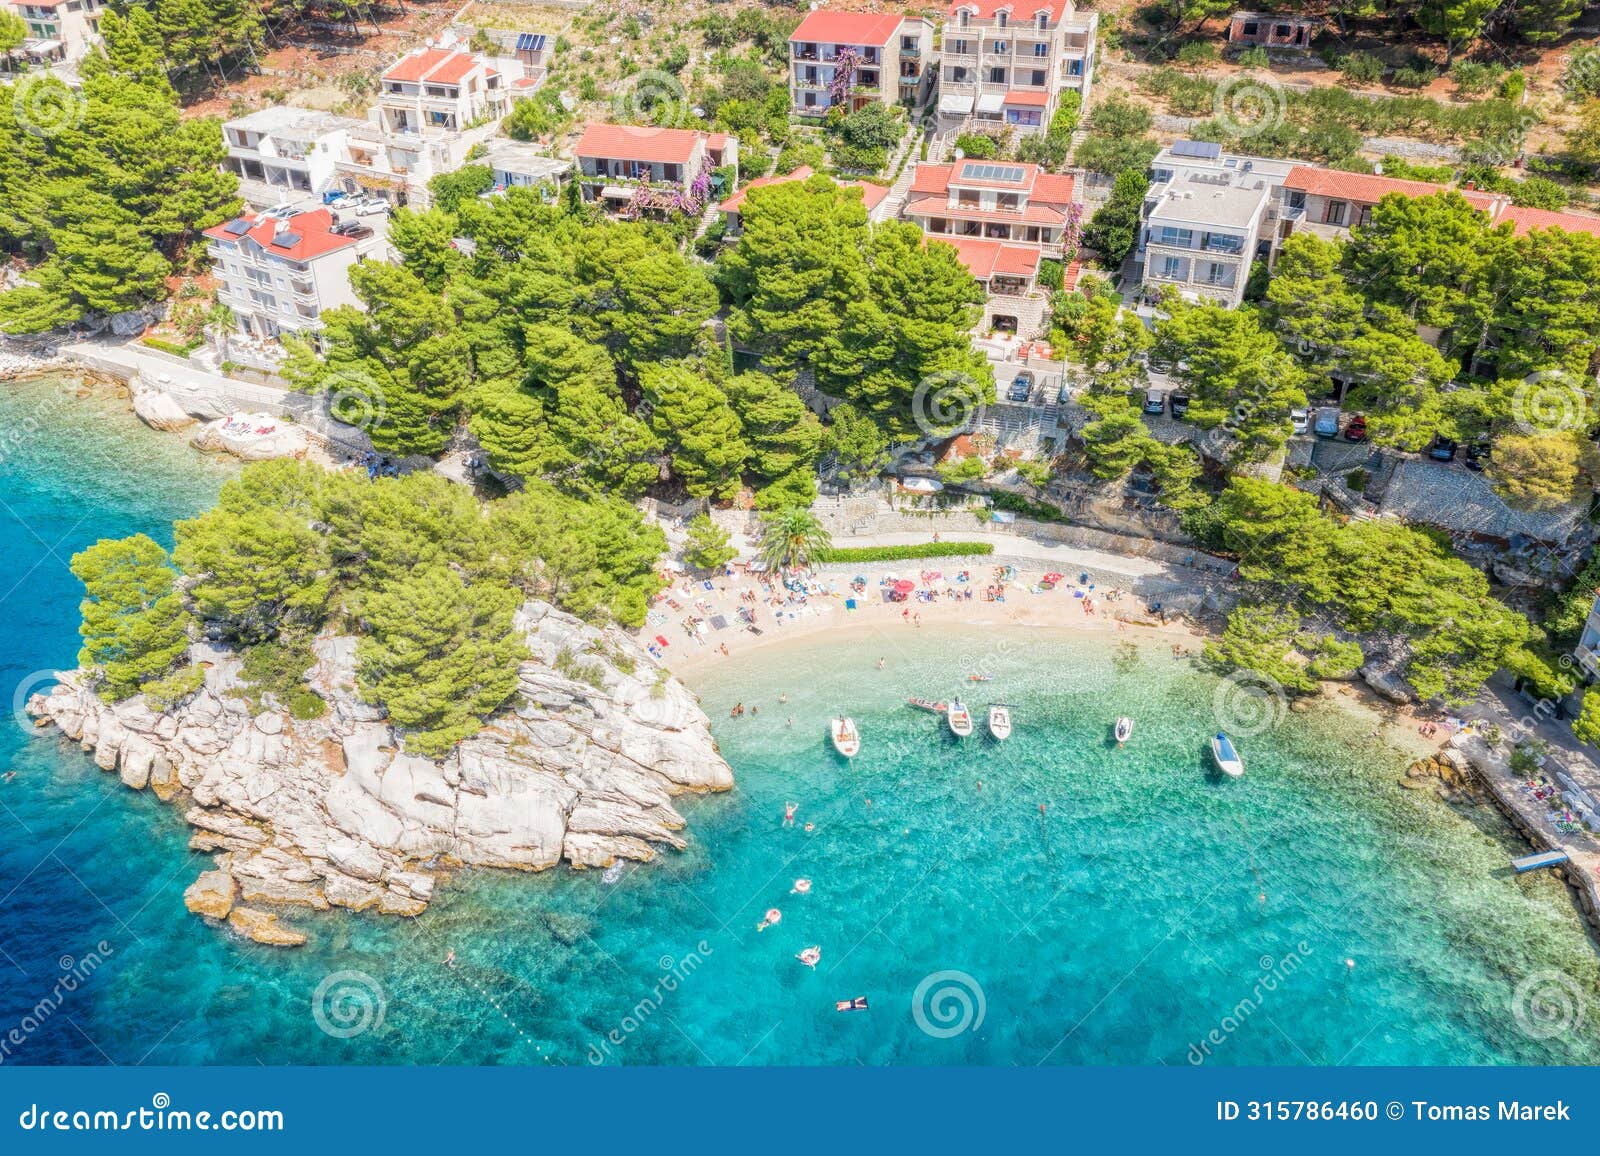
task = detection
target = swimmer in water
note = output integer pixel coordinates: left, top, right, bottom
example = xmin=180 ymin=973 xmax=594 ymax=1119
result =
xmin=783 ymin=802 xmax=797 ymax=826
xmin=443 ymin=950 xmax=456 ymax=968
xmin=792 ymin=879 xmax=812 ymax=895
xmin=804 ymin=822 xmax=815 ymax=833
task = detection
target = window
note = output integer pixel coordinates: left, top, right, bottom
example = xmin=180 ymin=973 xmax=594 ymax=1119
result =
xmin=1275 ymin=23 xmax=1291 ymax=36
xmin=1160 ymin=256 xmax=1183 ymax=279
xmin=1037 ymin=13 xmax=1047 ymax=30
xmin=988 ymin=67 xmax=1006 ymax=83
xmin=958 ymin=9 xmax=969 ymax=27
xmin=1157 ymin=226 xmax=1193 ymax=247
xmin=1030 ymin=69 xmax=1046 ymax=85
xmin=1204 ymin=262 xmax=1229 ymax=285
xmin=1326 ymin=201 xmax=1347 ymax=226
xmin=991 ymin=41 xmax=1009 ymax=54
xmin=949 ymin=38 xmax=970 ymax=53
xmin=1242 ymin=21 xmax=1259 ymax=35
xmin=1067 ymin=59 xmax=1082 ymax=76
xmin=996 ymin=10 xmax=1007 ymax=26
xmin=1033 ymin=42 xmax=1048 ymax=56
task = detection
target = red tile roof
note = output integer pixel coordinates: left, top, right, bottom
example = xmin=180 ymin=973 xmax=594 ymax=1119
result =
xmin=949 ymin=0 xmax=1065 ymax=20
xmin=1498 ymin=204 xmax=1600 ymax=240
xmin=718 ymin=167 xmax=888 ymax=214
xmin=789 ymin=11 xmax=905 ymax=46
xmin=1001 ymin=90 xmax=1050 ymax=106
xmin=574 ymin=123 xmax=719 ymax=165
xmin=936 ymin=236 xmax=1041 ymax=280
xmin=203 ymin=208 xmax=356 ymax=263
xmin=382 ymin=48 xmax=467 ymax=84
xmin=1283 ymin=165 xmax=1500 ymax=213
xmin=907 ymin=162 xmax=1074 ymax=209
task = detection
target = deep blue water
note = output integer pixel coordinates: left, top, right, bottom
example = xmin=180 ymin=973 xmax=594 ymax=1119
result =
xmin=2 ymin=374 xmax=1599 ymax=1067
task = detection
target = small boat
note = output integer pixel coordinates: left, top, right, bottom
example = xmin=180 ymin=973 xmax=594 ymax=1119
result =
xmin=907 ymin=696 xmax=948 ymax=714
xmin=988 ymin=703 xmax=1012 ymax=741
xmin=1210 ymin=731 xmax=1244 ymax=777
xmin=1114 ymin=717 xmax=1133 ymax=745
xmin=830 ymin=717 xmax=860 ymax=758
xmin=968 ymin=673 xmax=992 ymax=683
xmin=947 ymin=698 xmax=973 ymax=738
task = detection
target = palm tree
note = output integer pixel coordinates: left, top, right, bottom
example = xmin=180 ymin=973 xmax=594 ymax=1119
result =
xmin=758 ymin=507 xmax=832 ymax=573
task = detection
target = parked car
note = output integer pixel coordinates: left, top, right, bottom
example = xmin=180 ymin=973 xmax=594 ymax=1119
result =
xmin=1290 ymin=407 xmax=1309 ymax=435
xmin=1464 ymin=442 xmax=1489 ymax=472
xmin=1314 ymin=407 xmax=1340 ymax=437
xmin=332 ymin=221 xmax=374 ymax=239
xmin=1006 ymin=376 xmax=1032 ymax=404
xmin=1427 ymin=436 xmax=1458 ymax=462
xmin=1343 ymin=414 xmax=1368 ymax=442
xmin=1143 ymin=388 xmax=1165 ymax=415
xmin=1168 ymin=392 xmax=1190 ymax=418
xmin=1056 ymin=384 xmax=1072 ymax=405
xmin=353 ymin=197 xmax=391 ymax=217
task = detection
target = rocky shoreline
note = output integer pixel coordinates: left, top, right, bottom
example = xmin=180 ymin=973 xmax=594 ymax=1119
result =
xmin=27 ymin=601 xmax=733 ymax=947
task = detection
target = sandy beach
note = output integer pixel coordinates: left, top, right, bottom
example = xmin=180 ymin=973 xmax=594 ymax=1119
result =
xmin=643 ymin=556 xmax=1210 ymax=680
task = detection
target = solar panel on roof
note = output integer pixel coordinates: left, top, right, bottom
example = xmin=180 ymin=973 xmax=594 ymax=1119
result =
xmin=1171 ymin=140 xmax=1222 ymax=159
xmin=960 ymin=161 xmax=1024 ymax=182
xmin=223 ymin=217 xmax=253 ymax=235
xmin=269 ymin=232 xmax=301 ymax=249
xmin=515 ymin=32 xmax=546 ymax=51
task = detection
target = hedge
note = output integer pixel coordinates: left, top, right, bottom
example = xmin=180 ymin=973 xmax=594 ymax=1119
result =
xmin=816 ymin=542 xmax=995 ymax=562
xmin=138 ymin=336 xmax=200 ymax=358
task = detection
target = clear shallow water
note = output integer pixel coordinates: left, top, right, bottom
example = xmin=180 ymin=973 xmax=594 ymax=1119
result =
xmin=3 ymin=376 xmax=1599 ymax=1067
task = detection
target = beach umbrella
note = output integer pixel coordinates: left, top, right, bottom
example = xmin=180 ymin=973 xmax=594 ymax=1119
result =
xmin=892 ymin=580 xmax=915 ymax=595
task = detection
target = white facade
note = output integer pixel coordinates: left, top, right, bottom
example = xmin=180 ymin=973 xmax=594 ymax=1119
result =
xmin=222 ymin=108 xmax=368 ymax=196
xmin=8 ymin=0 xmax=103 ymax=62
xmin=205 ymin=209 xmax=363 ymax=341
xmin=1136 ymin=142 xmax=1293 ymax=308
xmin=938 ymin=0 xmax=1097 ymax=134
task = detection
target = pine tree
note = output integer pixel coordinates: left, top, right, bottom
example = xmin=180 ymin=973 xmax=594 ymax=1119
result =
xmin=69 ymin=534 xmax=193 ymax=701
xmin=640 ymin=364 xmax=749 ymax=500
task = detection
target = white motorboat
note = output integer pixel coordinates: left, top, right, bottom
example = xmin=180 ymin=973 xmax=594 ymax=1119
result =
xmin=830 ymin=717 xmax=860 ymax=758
xmin=988 ymin=703 xmax=1012 ymax=741
xmin=1114 ymin=717 xmax=1133 ymax=744
xmin=1210 ymin=731 xmax=1245 ymax=777
xmin=947 ymin=698 xmax=973 ymax=738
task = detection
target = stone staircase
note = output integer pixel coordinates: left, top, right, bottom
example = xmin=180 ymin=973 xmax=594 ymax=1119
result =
xmin=878 ymin=149 xmax=921 ymax=221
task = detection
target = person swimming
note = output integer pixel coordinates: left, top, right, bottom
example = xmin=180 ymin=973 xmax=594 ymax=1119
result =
xmin=791 ymin=879 xmax=812 ymax=895
xmin=758 ymin=908 xmax=782 ymax=931
xmin=783 ymin=802 xmax=797 ymax=826
xmin=797 ymin=946 xmax=821 ymax=967
xmin=834 ymin=996 xmax=869 ymax=1012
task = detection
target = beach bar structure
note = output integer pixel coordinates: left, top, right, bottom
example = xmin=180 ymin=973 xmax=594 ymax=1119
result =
xmin=1225 ymin=11 xmax=1317 ymax=51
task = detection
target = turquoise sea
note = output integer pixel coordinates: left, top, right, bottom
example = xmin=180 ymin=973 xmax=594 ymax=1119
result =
xmin=3 ymin=374 xmax=1599 ymax=1067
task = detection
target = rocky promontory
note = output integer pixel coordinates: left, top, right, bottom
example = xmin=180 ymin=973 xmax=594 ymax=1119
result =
xmin=27 ymin=601 xmax=732 ymax=946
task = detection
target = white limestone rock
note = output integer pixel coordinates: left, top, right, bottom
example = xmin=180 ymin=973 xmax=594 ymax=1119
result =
xmin=23 ymin=601 xmax=732 ymax=944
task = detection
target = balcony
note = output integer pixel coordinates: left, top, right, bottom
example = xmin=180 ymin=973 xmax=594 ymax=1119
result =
xmin=900 ymin=45 xmax=921 ymax=57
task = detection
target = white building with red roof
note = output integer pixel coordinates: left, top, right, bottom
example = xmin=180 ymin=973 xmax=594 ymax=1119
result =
xmin=376 ymin=47 xmax=509 ymax=136
xmin=7 ymin=0 xmax=105 ymax=62
xmin=203 ymin=208 xmax=365 ymax=340
xmin=902 ymin=159 xmax=1078 ymax=257
xmin=937 ymin=0 xmax=1098 ymax=135
xmin=573 ymin=123 xmax=738 ymax=215
xmin=788 ymin=10 xmax=935 ymax=117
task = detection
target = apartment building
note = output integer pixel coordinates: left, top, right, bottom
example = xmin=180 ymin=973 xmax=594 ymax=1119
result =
xmin=937 ymin=0 xmax=1097 ymax=134
xmin=203 ymin=208 xmax=364 ymax=341
xmin=222 ymin=108 xmax=369 ymax=197
xmin=573 ymin=123 xmax=738 ymax=214
xmin=1132 ymin=142 xmax=1292 ymax=307
xmin=7 ymin=0 xmax=104 ymax=62
xmin=787 ymin=10 xmax=935 ymax=116
xmin=903 ymin=159 xmax=1077 ymax=255
xmin=480 ymin=139 xmax=571 ymax=196
xmin=376 ymin=47 xmax=509 ymax=136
